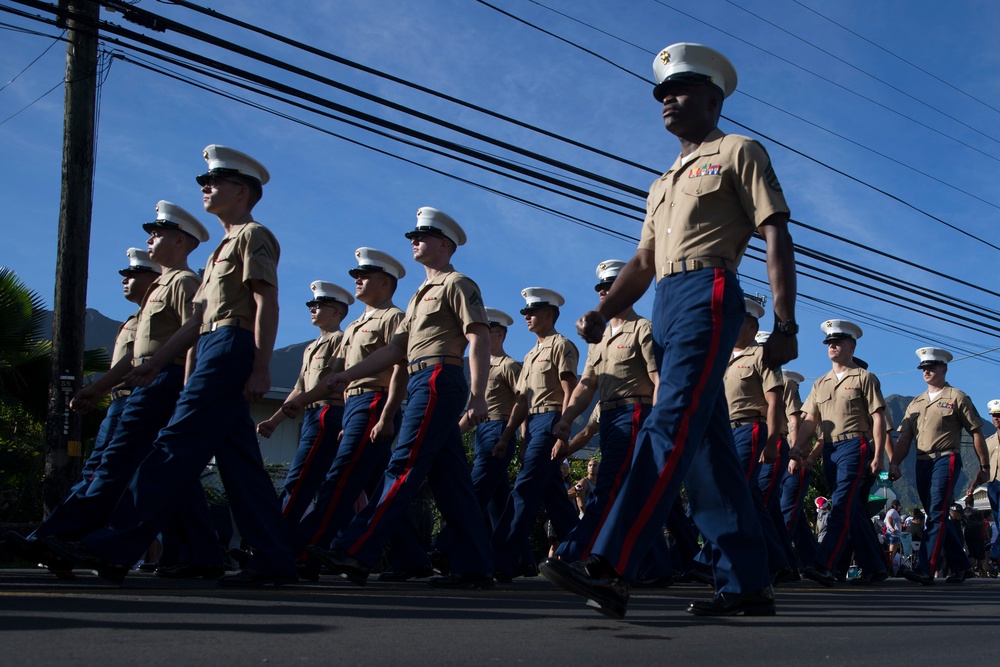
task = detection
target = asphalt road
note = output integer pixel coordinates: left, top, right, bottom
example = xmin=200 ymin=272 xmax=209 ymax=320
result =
xmin=1 ymin=568 xmax=997 ymax=665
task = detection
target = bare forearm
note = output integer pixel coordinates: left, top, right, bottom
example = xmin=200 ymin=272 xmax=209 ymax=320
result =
xmin=973 ymin=431 xmax=990 ymax=467
xmin=383 ymin=363 xmax=408 ymax=421
xmin=467 ymin=327 xmax=490 ymax=401
xmin=253 ymin=288 xmax=279 ymax=371
xmin=562 ymin=376 xmax=597 ymax=426
xmin=761 ymin=217 xmax=796 ymax=323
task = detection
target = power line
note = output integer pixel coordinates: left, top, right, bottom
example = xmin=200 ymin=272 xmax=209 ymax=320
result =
xmin=470 ymin=0 xmax=1000 ymax=253
xmin=790 ymin=0 xmax=1000 ymax=117
xmin=0 ymin=26 xmax=63 ymax=93
xmin=648 ymin=0 xmax=1000 ymax=164
xmin=8 ymin=2 xmax=1000 ymax=353
xmin=0 ymin=78 xmax=61 ymax=126
xmin=722 ymin=0 xmax=1000 ymax=146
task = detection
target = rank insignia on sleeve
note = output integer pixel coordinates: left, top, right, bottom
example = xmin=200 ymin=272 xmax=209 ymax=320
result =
xmin=469 ymin=291 xmax=483 ymax=307
xmin=764 ymin=162 xmax=782 ymax=193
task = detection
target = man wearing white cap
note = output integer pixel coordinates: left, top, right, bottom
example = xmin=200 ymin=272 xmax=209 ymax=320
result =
xmin=791 ymin=320 xmax=888 ymax=586
xmin=776 ymin=369 xmax=819 ymax=569
xmin=716 ymin=297 xmax=795 ymax=584
xmin=1 ymin=248 xmax=160 ymax=573
xmin=43 ymin=146 xmax=299 ymax=586
xmin=542 ymin=260 xmax=668 ymax=579
xmin=491 ymin=286 xmax=580 ymax=582
xmin=257 ymin=281 xmax=353 ymax=527
xmin=543 ymin=43 xmax=796 ymax=618
xmin=304 ymin=208 xmax=495 ymax=589
xmin=889 ymin=347 xmax=989 ymax=585
xmin=32 ymin=202 xmax=225 ymax=578
xmin=287 ymin=248 xmax=430 ymax=582
xmin=984 ymin=400 xmax=1000 ymax=566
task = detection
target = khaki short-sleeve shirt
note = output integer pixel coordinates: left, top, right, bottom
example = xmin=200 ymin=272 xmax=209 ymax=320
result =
xmin=340 ymin=301 xmax=404 ymax=393
xmin=777 ymin=378 xmax=803 ymax=435
xmin=133 ymin=266 xmax=201 ymax=364
xmin=724 ymin=344 xmax=783 ymax=422
xmin=897 ymin=385 xmax=983 ymax=459
xmin=111 ymin=311 xmax=140 ymax=368
xmin=295 ymin=329 xmax=344 ymax=404
xmin=196 ymin=221 xmax=280 ymax=326
xmin=987 ymin=432 xmax=1000 ymax=482
xmin=801 ymin=367 xmax=886 ymax=441
xmin=583 ymin=311 xmax=657 ymax=402
xmin=516 ymin=332 xmax=579 ymax=412
xmin=486 ymin=354 xmax=522 ymax=418
xmin=638 ymin=129 xmax=790 ymax=280
xmin=110 ymin=311 xmax=140 ymax=390
xmin=391 ymin=266 xmax=488 ymax=361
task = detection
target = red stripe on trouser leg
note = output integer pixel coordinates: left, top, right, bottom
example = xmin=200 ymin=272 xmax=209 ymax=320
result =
xmin=928 ymin=453 xmax=958 ymax=573
xmin=614 ymin=269 xmax=727 ymax=574
xmin=283 ymin=406 xmax=329 ymax=518
xmin=745 ymin=422 xmax=761 ymax=482
xmin=763 ymin=443 xmax=783 ymax=507
xmin=823 ymin=437 xmax=868 ymax=571
xmin=581 ymin=402 xmax=643 ymax=558
xmin=306 ymin=394 xmax=382 ymax=551
xmin=348 ymin=366 xmax=441 ymax=556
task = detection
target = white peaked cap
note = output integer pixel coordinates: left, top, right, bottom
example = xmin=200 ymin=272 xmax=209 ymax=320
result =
xmin=350 ymin=247 xmax=406 ymax=280
xmin=755 ymin=331 xmax=771 ymax=344
xmin=783 ymin=370 xmax=804 ymax=384
xmin=485 ymin=307 xmax=514 ymax=328
xmin=821 ymin=319 xmax=863 ymax=343
xmin=652 ymin=42 xmax=738 ymax=101
xmin=520 ymin=287 xmax=565 ymax=314
xmin=595 ymin=259 xmax=627 ymax=290
xmin=144 ymin=200 xmax=210 ymax=243
xmin=307 ymin=280 xmax=354 ymax=307
xmin=915 ymin=347 xmax=953 ymax=368
xmin=119 ymin=247 xmax=160 ymax=276
xmin=196 ymin=144 xmax=270 ymax=186
xmin=405 ymin=206 xmax=467 ymax=247
xmin=987 ymin=399 xmax=1000 ymax=415
xmin=744 ymin=295 xmax=765 ymax=319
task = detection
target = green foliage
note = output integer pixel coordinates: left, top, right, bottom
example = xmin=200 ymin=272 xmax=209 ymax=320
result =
xmin=0 ymin=400 xmax=44 ymax=522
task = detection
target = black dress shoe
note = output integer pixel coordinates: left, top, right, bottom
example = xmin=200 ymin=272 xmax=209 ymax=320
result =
xmin=306 ymin=545 xmax=369 ymax=586
xmin=682 ymin=568 xmax=715 ymax=586
xmin=801 ymin=564 xmax=836 ymax=587
xmin=218 ymin=569 xmax=298 ymax=587
xmin=296 ymin=562 xmax=320 ymax=582
xmin=1 ymin=532 xmax=74 ymax=574
xmin=945 ymin=568 xmax=974 ymax=584
xmin=539 ymin=556 xmax=629 ymax=620
xmin=228 ymin=547 xmax=252 ymax=570
xmin=41 ymin=536 xmax=129 ymax=585
xmin=514 ymin=562 xmax=539 ymax=578
xmin=138 ymin=561 xmax=160 ymax=573
xmin=155 ymin=564 xmax=225 ymax=579
xmin=429 ymin=550 xmax=451 ymax=576
xmin=378 ymin=566 xmax=435 ymax=582
xmin=850 ymin=569 xmax=889 ymax=586
xmin=633 ymin=575 xmax=674 ymax=589
xmin=493 ymin=570 xmax=513 ymax=584
xmin=428 ymin=573 xmax=495 ymax=589
xmin=903 ymin=570 xmax=934 ymax=585
xmin=771 ymin=566 xmax=801 ymax=586
xmin=687 ymin=588 xmax=776 ymax=617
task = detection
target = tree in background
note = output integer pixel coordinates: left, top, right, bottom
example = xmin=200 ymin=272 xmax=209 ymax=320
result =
xmin=0 ymin=267 xmax=108 ymax=522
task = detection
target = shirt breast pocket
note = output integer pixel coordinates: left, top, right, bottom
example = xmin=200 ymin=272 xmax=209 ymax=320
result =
xmin=212 ymin=254 xmax=239 ymax=281
xmin=681 ymin=175 xmax=723 ymax=197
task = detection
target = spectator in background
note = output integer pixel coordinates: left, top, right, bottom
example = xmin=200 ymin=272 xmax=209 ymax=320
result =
xmin=963 ymin=496 xmax=988 ymax=578
xmin=816 ymin=497 xmax=830 ymax=544
xmin=884 ymin=500 xmax=903 ymax=560
xmin=568 ymin=458 xmax=600 ymax=517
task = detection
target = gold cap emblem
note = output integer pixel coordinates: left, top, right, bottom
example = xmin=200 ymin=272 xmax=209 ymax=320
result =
xmin=658 ymin=49 xmax=671 ymax=65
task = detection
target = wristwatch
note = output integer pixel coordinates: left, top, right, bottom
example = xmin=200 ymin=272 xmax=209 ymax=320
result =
xmin=774 ymin=319 xmax=799 ymax=336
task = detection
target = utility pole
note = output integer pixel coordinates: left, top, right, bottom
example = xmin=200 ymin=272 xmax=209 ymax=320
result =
xmin=43 ymin=0 xmax=100 ymax=515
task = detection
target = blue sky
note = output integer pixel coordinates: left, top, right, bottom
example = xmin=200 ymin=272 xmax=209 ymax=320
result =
xmin=2 ymin=0 xmax=1000 ymax=408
